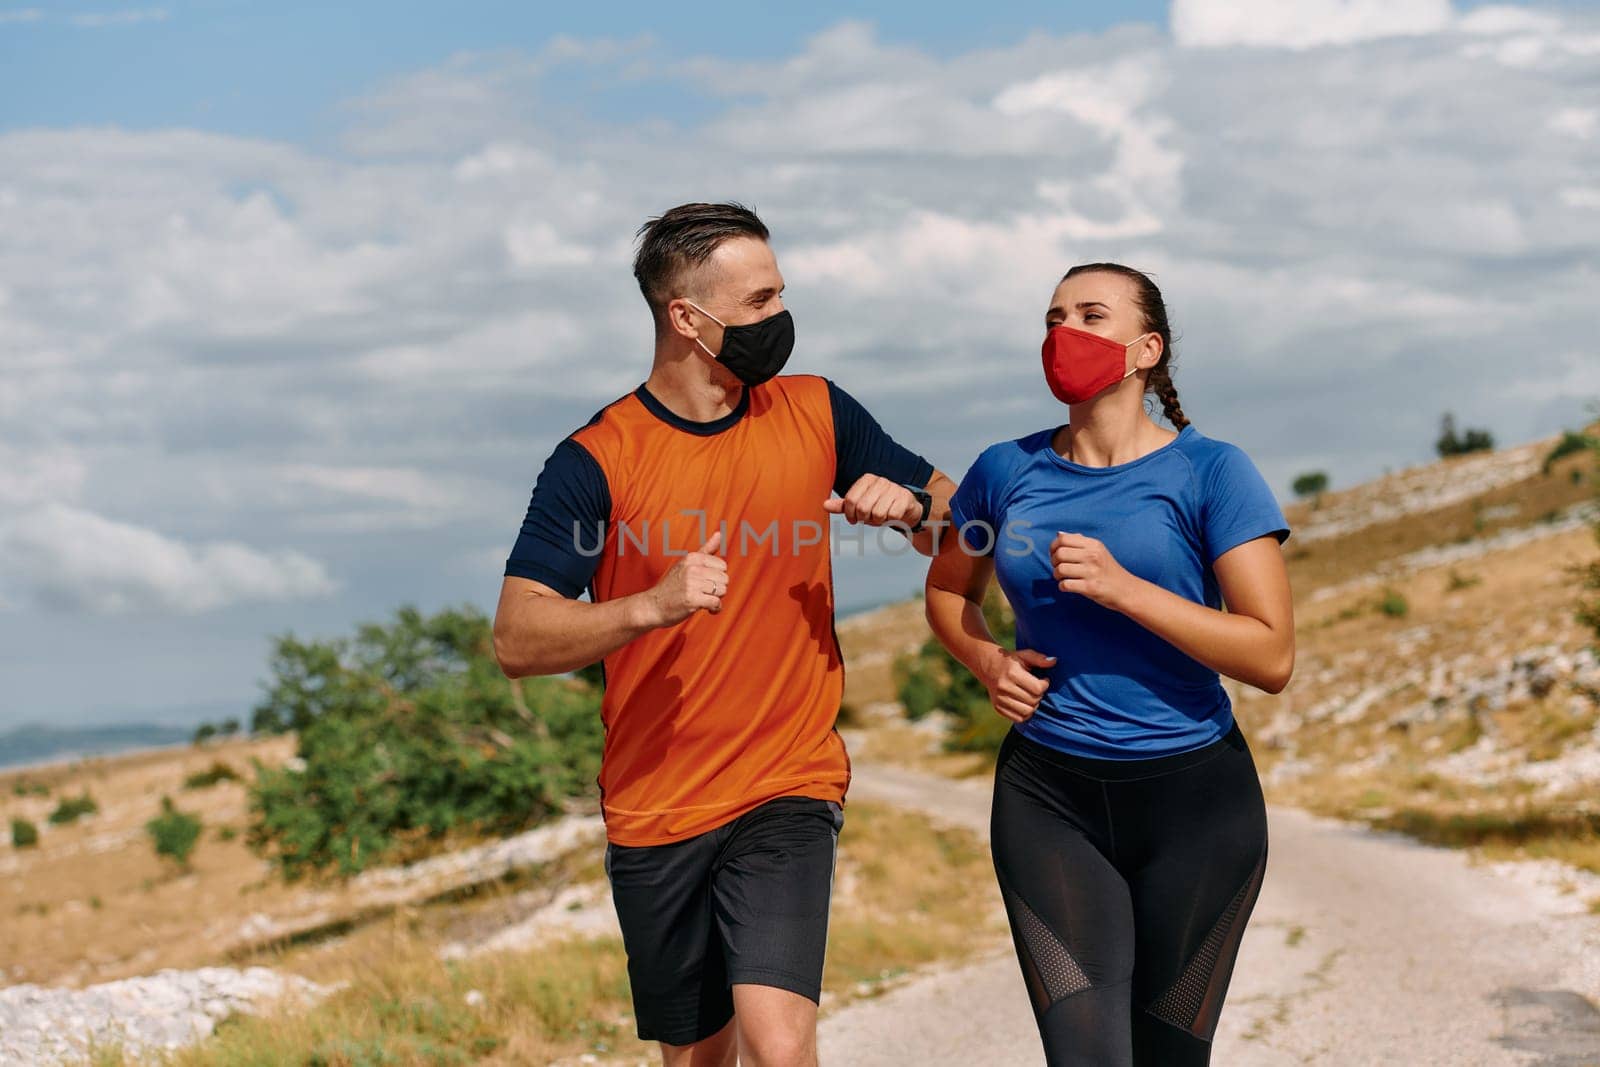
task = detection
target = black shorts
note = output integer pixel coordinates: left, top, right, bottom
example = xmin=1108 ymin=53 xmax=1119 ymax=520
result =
xmin=604 ymin=794 xmax=845 ymax=1045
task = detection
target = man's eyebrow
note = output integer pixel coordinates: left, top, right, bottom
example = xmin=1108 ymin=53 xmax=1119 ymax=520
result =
xmin=745 ymin=285 xmax=782 ymax=304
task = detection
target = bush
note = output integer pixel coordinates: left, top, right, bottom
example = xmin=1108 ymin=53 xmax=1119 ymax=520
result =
xmin=183 ymin=761 xmax=240 ymax=790
xmin=11 ymin=779 xmax=49 ymax=797
xmin=146 ymin=795 xmax=202 ymax=868
xmin=47 ymin=790 xmax=98 ymax=825
xmin=245 ymin=605 xmax=604 ymax=882
xmin=11 ymin=817 xmax=38 ymax=848
xmin=192 ymin=722 xmax=217 ymax=745
xmin=893 ymin=654 xmax=943 ymax=720
xmin=1436 ymin=413 xmax=1494 ymax=458
xmin=1292 ymin=471 xmax=1329 ymax=499
xmin=1379 ymin=589 xmax=1410 ymax=618
xmin=892 ymin=589 xmax=1019 ymax=754
xmin=1543 ymin=431 xmax=1596 ymax=474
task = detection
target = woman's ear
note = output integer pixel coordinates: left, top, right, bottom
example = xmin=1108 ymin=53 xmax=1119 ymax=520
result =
xmin=1137 ymin=333 xmax=1163 ymax=371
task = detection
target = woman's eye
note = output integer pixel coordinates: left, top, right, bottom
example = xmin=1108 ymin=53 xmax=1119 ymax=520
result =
xmin=1084 ymin=313 xmax=1101 ymax=321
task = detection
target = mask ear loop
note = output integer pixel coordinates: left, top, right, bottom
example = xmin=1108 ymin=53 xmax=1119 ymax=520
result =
xmin=1121 ymin=332 xmax=1153 ymax=381
xmin=683 ymin=298 xmax=726 ymax=361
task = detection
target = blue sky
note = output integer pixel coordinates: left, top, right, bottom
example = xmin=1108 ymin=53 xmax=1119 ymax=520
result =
xmin=2 ymin=0 xmax=1598 ymax=730
xmin=2 ymin=1 xmax=1183 ymax=139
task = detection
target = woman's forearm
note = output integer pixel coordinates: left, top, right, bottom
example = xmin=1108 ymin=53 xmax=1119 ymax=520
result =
xmin=924 ymin=582 xmax=1003 ymax=682
xmin=1114 ymin=578 xmax=1293 ymax=693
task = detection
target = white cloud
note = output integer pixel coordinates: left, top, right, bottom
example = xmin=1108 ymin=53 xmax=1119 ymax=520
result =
xmin=0 ymin=447 xmax=87 ymax=507
xmin=1548 ymin=108 xmax=1598 ymax=139
xmin=1 ymin=7 xmax=1598 ymax=633
xmin=69 ymin=7 xmax=169 ymax=28
xmin=0 ymin=505 xmax=335 ymax=614
xmin=1170 ymin=0 xmax=1454 ymax=49
xmin=0 ymin=8 xmax=42 ymax=24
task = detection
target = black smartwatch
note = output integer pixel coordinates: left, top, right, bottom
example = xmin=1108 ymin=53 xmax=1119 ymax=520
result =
xmin=904 ymin=485 xmax=933 ymax=534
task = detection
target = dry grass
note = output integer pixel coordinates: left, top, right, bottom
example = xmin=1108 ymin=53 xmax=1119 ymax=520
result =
xmin=43 ymin=800 xmax=999 ymax=1066
xmin=1 ymin=733 xmax=300 ymax=987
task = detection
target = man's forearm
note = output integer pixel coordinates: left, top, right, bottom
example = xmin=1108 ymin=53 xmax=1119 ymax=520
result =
xmin=495 ymin=588 xmax=660 ymax=678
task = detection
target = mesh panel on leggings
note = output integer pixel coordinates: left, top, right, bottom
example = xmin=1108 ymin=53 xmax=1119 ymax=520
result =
xmin=1147 ymin=848 xmax=1267 ymax=1033
xmin=1001 ymin=883 xmax=1093 ymax=1003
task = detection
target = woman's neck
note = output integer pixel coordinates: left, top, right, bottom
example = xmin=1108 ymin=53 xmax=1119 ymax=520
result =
xmin=1053 ymin=405 xmax=1176 ymax=467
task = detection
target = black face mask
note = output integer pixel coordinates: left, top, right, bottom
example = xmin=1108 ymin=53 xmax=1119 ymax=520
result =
xmin=686 ymin=300 xmax=795 ymax=387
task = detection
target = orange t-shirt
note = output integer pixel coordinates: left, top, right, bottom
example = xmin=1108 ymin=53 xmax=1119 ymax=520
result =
xmin=505 ymin=373 xmax=932 ymax=845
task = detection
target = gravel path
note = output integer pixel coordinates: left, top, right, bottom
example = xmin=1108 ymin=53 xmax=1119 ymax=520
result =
xmin=823 ymin=762 xmax=1600 ymax=1066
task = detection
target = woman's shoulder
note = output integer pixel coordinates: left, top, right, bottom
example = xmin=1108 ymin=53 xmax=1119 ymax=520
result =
xmin=968 ymin=427 xmax=1056 ymax=473
xmin=1172 ymin=425 xmax=1257 ymax=471
xmin=960 ymin=425 xmax=1062 ymax=492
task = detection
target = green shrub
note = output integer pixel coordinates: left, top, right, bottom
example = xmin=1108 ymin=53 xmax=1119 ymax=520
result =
xmin=892 ymin=590 xmax=1019 ymax=754
xmin=192 ymin=722 xmax=217 ymax=745
xmin=894 ymin=653 xmax=944 ymax=720
xmin=11 ymin=779 xmax=49 ymax=797
xmin=1292 ymin=471 xmax=1329 ymax=499
xmin=183 ymin=760 xmax=240 ymax=790
xmin=245 ymin=605 xmax=604 ymax=882
xmin=1436 ymin=413 xmax=1494 ymax=458
xmin=11 ymin=817 xmax=38 ymax=848
xmin=1543 ymin=431 xmax=1596 ymax=474
xmin=146 ymin=795 xmax=202 ymax=868
xmin=1379 ymin=589 xmax=1409 ymax=618
xmin=47 ymin=790 xmax=98 ymax=825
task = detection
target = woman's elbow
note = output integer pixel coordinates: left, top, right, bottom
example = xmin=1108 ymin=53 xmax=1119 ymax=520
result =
xmin=1258 ymin=643 xmax=1295 ymax=694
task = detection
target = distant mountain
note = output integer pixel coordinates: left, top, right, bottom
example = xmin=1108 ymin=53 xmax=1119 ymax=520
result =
xmin=0 ymin=721 xmax=197 ymax=773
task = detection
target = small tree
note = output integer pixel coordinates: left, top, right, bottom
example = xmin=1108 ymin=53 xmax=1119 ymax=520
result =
xmin=146 ymin=795 xmax=202 ymax=870
xmin=1292 ymin=471 xmax=1330 ymax=506
xmin=192 ymin=722 xmax=217 ymax=745
xmin=1436 ymin=413 xmax=1495 ymax=458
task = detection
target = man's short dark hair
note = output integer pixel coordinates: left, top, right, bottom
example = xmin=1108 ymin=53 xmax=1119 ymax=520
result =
xmin=633 ymin=202 xmax=770 ymax=314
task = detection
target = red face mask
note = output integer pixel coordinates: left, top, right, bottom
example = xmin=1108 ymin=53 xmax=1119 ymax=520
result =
xmin=1041 ymin=324 xmax=1151 ymax=406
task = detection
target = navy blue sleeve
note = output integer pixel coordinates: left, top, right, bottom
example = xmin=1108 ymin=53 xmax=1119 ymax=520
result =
xmin=826 ymin=378 xmax=935 ymax=498
xmin=1199 ymin=442 xmax=1290 ymax=564
xmin=504 ymin=438 xmax=611 ymax=598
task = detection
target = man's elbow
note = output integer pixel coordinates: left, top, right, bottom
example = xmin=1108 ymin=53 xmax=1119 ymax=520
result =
xmin=492 ymin=618 xmax=542 ymax=679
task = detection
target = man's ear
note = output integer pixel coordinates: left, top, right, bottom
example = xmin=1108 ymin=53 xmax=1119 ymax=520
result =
xmin=664 ymin=297 xmax=700 ymax=342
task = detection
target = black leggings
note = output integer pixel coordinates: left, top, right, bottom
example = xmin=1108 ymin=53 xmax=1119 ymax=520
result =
xmin=990 ymin=721 xmax=1269 ymax=1067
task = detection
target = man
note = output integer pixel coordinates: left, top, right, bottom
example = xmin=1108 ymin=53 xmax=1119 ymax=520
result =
xmin=493 ymin=201 xmax=955 ymax=1067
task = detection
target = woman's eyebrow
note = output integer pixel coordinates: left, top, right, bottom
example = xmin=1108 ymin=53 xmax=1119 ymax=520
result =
xmin=1075 ymin=301 xmax=1110 ymax=311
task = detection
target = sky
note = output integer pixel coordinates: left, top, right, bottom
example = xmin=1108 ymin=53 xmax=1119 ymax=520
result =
xmin=2 ymin=0 xmax=1598 ymax=730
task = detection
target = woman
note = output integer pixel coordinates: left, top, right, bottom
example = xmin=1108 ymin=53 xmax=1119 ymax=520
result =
xmin=924 ymin=263 xmax=1294 ymax=1066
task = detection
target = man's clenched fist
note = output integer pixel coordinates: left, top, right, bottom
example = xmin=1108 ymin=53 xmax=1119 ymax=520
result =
xmin=823 ymin=474 xmax=922 ymax=527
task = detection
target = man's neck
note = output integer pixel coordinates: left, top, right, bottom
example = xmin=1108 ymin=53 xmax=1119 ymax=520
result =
xmin=644 ymin=346 xmax=745 ymax=423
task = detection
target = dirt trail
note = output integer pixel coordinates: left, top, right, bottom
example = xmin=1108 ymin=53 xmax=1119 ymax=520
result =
xmin=822 ymin=761 xmax=1600 ymax=1066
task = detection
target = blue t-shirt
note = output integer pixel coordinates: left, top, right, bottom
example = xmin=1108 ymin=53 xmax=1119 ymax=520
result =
xmin=948 ymin=424 xmax=1290 ymax=759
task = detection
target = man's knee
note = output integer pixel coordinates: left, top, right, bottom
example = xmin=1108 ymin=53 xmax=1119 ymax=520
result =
xmin=732 ymin=983 xmax=819 ymax=1067
xmin=660 ymin=1017 xmax=737 ymax=1067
